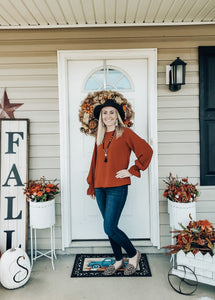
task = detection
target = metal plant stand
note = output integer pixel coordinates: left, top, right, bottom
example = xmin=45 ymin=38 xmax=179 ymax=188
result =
xmin=30 ymin=225 xmax=57 ymax=270
xmin=29 ymin=199 xmax=57 ymax=270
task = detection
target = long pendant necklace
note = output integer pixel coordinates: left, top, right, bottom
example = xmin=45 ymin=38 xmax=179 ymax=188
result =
xmin=103 ymin=130 xmax=115 ymax=163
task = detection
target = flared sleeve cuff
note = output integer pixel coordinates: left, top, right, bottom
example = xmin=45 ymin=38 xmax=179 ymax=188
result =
xmin=128 ymin=165 xmax=141 ymax=178
xmin=87 ymin=185 xmax=95 ymax=196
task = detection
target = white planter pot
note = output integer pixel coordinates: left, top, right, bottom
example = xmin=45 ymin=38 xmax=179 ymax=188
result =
xmin=168 ymin=199 xmax=196 ymax=230
xmin=172 ymin=250 xmax=215 ymax=286
xmin=29 ymin=199 xmax=55 ymax=229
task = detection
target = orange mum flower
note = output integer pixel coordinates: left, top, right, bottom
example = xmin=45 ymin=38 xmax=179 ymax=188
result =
xmin=24 ymin=177 xmax=60 ymax=202
xmin=81 ymin=103 xmax=94 ymax=114
xmin=47 ymin=183 xmax=54 ymax=188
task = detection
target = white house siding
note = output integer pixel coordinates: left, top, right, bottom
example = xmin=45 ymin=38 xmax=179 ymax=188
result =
xmin=0 ymin=25 xmax=215 ymax=250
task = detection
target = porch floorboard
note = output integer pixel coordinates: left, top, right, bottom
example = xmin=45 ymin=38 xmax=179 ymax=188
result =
xmin=0 ymin=254 xmax=214 ymax=300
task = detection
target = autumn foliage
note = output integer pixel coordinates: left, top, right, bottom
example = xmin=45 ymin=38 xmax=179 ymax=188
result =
xmin=163 ymin=173 xmax=199 ymax=203
xmin=164 ymin=217 xmax=215 ymax=256
xmin=24 ymin=177 xmax=60 ymax=202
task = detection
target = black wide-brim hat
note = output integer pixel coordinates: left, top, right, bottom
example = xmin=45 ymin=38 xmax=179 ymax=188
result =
xmin=94 ymin=99 xmax=125 ymax=121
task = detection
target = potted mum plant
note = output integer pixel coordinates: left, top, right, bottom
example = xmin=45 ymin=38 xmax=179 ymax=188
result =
xmin=24 ymin=177 xmax=60 ymax=229
xmin=163 ymin=173 xmax=199 ymax=229
xmin=164 ymin=217 xmax=215 ymax=286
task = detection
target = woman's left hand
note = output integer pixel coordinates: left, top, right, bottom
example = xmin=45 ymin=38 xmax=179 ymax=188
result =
xmin=116 ymin=169 xmax=132 ymax=178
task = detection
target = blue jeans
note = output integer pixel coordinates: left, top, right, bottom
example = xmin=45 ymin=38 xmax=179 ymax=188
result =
xmin=95 ymin=185 xmax=137 ymax=261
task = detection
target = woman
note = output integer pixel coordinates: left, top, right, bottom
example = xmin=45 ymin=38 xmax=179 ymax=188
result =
xmin=87 ymin=98 xmax=153 ymax=276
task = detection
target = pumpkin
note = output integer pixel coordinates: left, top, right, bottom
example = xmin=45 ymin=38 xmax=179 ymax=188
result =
xmin=0 ymin=248 xmax=31 ymax=289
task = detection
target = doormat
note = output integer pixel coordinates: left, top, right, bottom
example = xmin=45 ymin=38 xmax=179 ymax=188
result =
xmin=71 ymin=253 xmax=151 ymax=277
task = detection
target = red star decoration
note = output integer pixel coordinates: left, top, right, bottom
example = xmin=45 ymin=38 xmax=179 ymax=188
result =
xmin=0 ymin=90 xmax=23 ymax=119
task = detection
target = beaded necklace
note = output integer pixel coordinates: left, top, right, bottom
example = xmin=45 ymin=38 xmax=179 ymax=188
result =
xmin=102 ymin=130 xmax=115 ymax=163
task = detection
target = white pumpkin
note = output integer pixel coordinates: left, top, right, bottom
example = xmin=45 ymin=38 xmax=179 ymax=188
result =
xmin=0 ymin=248 xmax=31 ymax=289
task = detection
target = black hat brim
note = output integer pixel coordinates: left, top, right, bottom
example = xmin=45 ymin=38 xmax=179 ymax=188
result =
xmin=94 ymin=99 xmax=125 ymax=121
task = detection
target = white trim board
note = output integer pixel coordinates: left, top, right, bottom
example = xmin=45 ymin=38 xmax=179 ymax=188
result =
xmin=57 ymin=49 xmax=160 ymax=250
xmin=1 ymin=22 xmax=215 ymax=30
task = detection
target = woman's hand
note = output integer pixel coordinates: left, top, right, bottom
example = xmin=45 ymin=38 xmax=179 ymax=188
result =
xmin=116 ymin=169 xmax=132 ymax=178
xmin=90 ymin=194 xmax=95 ymax=200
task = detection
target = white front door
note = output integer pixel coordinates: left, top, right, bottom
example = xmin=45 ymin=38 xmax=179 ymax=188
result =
xmin=58 ymin=49 xmax=159 ymax=249
xmin=68 ymin=58 xmax=150 ymax=240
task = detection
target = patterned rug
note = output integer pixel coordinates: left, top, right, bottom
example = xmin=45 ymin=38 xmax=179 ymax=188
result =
xmin=71 ymin=253 xmax=152 ymax=277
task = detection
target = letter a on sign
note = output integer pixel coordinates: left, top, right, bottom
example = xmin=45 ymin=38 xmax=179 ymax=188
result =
xmin=0 ymin=120 xmax=29 ymax=253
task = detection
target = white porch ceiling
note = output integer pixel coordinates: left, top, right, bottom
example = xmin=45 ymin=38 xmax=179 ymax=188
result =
xmin=0 ymin=0 xmax=215 ymax=29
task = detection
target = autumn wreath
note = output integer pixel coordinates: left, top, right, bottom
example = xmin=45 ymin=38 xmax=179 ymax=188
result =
xmin=79 ymin=90 xmax=134 ymax=137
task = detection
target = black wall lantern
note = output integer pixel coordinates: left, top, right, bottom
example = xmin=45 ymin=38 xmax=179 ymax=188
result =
xmin=169 ymin=57 xmax=187 ymax=92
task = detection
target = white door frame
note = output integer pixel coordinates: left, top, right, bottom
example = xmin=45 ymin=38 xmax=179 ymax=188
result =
xmin=57 ymin=49 xmax=160 ymax=250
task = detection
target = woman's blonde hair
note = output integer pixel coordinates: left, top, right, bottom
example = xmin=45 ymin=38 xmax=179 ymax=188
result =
xmin=96 ymin=109 xmax=124 ymax=145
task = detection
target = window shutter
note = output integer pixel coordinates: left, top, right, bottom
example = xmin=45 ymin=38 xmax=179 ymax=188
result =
xmin=199 ymin=46 xmax=215 ymax=185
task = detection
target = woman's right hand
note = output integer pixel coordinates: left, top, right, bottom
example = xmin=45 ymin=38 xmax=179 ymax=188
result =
xmin=90 ymin=194 xmax=95 ymax=200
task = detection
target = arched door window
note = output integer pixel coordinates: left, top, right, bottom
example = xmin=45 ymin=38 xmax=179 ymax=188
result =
xmin=84 ymin=65 xmax=133 ymax=91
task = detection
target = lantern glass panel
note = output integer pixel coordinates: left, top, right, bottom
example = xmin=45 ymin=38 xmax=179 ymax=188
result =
xmin=176 ymin=65 xmax=183 ymax=84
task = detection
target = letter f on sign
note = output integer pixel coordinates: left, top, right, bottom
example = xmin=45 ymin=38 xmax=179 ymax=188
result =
xmin=5 ymin=132 xmax=24 ymax=154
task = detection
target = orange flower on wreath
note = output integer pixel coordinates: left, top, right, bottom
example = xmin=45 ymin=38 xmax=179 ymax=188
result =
xmin=123 ymin=119 xmax=133 ymax=127
xmin=89 ymin=119 xmax=98 ymax=130
xmin=122 ymin=104 xmax=127 ymax=111
xmin=81 ymin=103 xmax=94 ymax=114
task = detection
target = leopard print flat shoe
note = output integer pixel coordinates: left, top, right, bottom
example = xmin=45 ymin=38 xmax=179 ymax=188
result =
xmin=124 ymin=251 xmax=141 ymax=276
xmin=103 ymin=262 xmax=123 ymax=276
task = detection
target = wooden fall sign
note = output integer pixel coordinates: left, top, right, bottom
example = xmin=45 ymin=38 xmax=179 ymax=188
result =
xmin=0 ymin=119 xmax=29 ymax=253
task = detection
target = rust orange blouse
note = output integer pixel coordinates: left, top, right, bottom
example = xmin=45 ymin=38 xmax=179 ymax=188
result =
xmin=87 ymin=127 xmax=153 ymax=195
